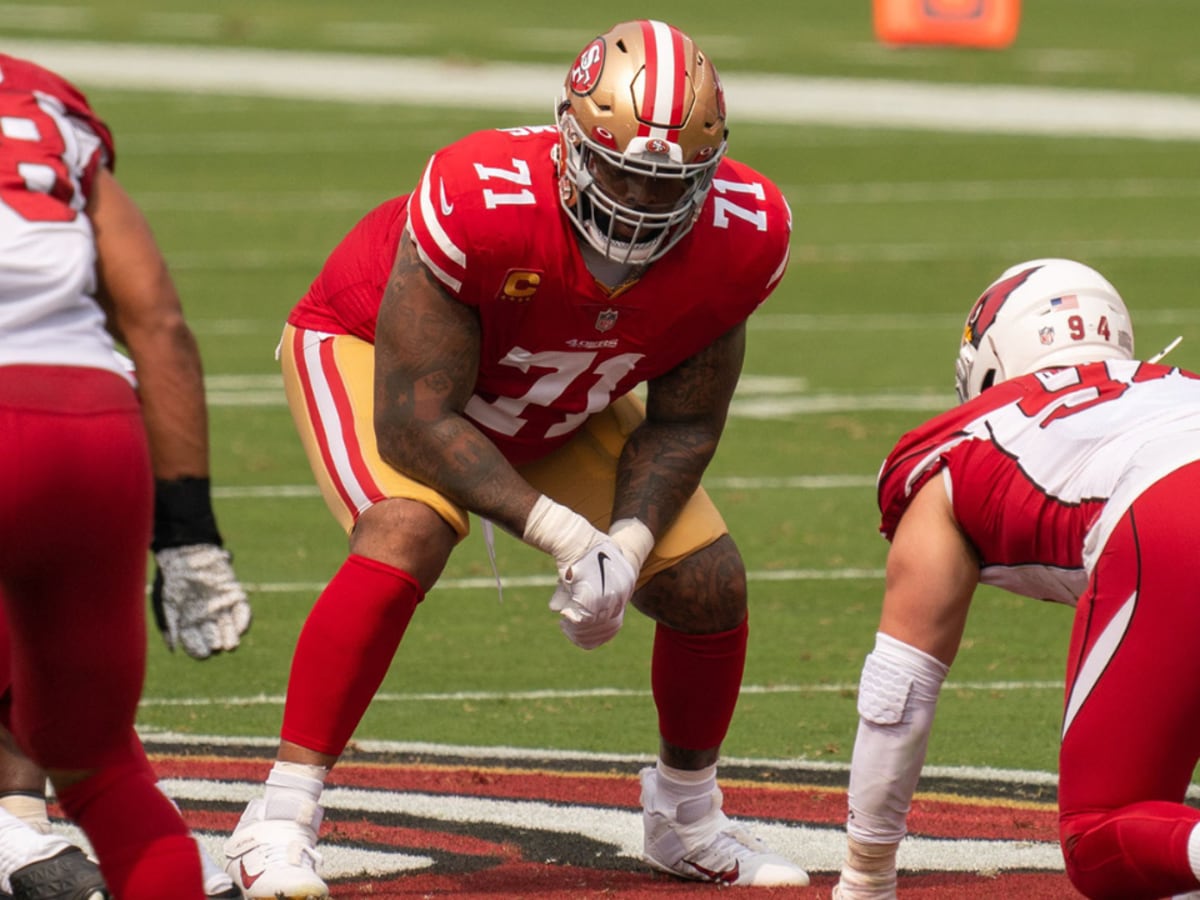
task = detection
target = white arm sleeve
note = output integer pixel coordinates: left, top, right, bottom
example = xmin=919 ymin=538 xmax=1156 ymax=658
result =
xmin=846 ymin=632 xmax=949 ymax=845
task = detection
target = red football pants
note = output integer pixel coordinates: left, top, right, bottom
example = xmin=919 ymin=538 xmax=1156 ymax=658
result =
xmin=0 ymin=366 xmax=151 ymax=768
xmin=1059 ymin=460 xmax=1200 ymax=899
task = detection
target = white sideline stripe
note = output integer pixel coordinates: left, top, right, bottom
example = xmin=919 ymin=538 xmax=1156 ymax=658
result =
xmin=7 ymin=38 xmax=1200 ymax=141
xmin=138 ymin=679 xmax=1064 ymax=709
xmin=138 ymin=729 xmax=1062 ymax=785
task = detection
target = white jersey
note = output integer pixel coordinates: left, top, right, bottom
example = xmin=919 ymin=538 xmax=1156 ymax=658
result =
xmin=877 ymin=360 xmax=1200 ymax=603
xmin=0 ymin=54 xmax=126 ymax=377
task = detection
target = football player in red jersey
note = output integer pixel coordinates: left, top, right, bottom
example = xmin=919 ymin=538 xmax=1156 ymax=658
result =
xmin=223 ymin=19 xmax=808 ymax=896
xmin=833 ymin=259 xmax=1200 ymax=900
xmin=0 ymin=54 xmax=252 ymax=898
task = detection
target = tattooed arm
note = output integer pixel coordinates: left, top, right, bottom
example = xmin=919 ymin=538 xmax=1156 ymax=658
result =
xmin=612 ymin=322 xmax=746 ymax=537
xmin=375 ymin=234 xmax=638 ymax=647
xmin=373 ymin=233 xmax=540 ymax=536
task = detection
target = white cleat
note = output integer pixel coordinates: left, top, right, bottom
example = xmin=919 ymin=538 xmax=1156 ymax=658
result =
xmin=195 ymin=835 xmax=241 ymax=898
xmin=223 ymin=797 xmax=328 ymax=900
xmin=640 ymin=766 xmax=809 ymax=887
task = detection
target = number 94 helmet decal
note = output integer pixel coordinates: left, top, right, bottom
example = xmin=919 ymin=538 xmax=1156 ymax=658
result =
xmin=955 ymin=258 xmax=1135 ymax=403
xmin=554 ymin=20 xmax=728 ymax=265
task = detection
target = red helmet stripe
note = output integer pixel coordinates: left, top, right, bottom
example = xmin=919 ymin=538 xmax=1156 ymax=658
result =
xmin=964 ymin=265 xmax=1041 ymax=348
xmin=638 ymin=19 xmax=685 ymax=142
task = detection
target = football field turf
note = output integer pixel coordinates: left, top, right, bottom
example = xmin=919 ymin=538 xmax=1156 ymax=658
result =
xmin=11 ymin=1 xmax=1200 ymax=888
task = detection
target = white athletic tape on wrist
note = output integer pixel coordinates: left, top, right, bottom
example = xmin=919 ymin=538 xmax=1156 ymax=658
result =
xmin=608 ymin=517 xmax=654 ymax=571
xmin=522 ymin=495 xmax=599 ymax=570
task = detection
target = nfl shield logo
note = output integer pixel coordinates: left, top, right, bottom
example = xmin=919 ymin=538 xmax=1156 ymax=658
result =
xmin=1039 ymin=326 xmax=1055 ymax=345
xmin=595 ymin=308 xmax=618 ymax=332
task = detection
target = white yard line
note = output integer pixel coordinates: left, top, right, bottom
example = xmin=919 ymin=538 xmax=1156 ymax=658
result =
xmin=138 ymin=679 xmax=1064 ymax=709
xmin=232 ymin=568 xmax=886 ymax=596
xmin=8 ymin=38 xmax=1200 ymax=141
xmin=213 ymin=475 xmax=877 ymax=500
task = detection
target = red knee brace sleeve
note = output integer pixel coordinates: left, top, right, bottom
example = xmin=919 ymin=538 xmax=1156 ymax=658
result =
xmin=651 ymin=618 xmax=748 ymax=751
xmin=282 ymin=554 xmax=424 ymax=756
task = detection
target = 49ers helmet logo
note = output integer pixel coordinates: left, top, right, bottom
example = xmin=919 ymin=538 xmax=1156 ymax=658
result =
xmin=568 ymin=39 xmax=605 ymax=95
xmin=962 ymin=265 xmax=1040 ymax=348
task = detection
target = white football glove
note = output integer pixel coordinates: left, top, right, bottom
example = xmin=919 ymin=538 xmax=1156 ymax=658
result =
xmin=548 ymin=539 xmax=638 ymax=649
xmin=152 ymin=544 xmax=251 ymax=659
xmin=523 ymin=496 xmax=642 ymax=650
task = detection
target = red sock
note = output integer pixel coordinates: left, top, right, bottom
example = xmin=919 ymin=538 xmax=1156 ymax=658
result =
xmin=651 ymin=618 xmax=748 ymax=751
xmin=282 ymin=554 xmax=424 ymax=755
xmin=55 ymin=749 xmax=203 ymax=899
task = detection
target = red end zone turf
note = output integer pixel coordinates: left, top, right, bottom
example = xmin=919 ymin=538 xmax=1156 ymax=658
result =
xmin=64 ymin=739 xmax=1079 ymax=897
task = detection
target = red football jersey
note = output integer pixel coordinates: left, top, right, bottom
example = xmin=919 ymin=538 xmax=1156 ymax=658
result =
xmin=290 ymin=125 xmax=791 ymax=465
xmin=877 ymin=361 xmax=1200 ymax=603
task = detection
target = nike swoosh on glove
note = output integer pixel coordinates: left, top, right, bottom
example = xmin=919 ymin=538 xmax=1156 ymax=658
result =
xmin=548 ymin=539 xmax=637 ymax=650
xmin=152 ymin=544 xmax=252 ymax=659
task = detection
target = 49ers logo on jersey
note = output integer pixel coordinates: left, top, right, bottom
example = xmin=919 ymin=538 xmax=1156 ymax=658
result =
xmin=962 ymin=264 xmax=1040 ymax=348
xmin=568 ymin=39 xmax=605 ymax=95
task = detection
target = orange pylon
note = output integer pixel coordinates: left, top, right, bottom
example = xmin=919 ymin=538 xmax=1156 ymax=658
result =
xmin=873 ymin=0 xmax=1021 ymax=49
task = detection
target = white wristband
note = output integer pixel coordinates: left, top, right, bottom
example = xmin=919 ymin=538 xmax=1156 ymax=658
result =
xmin=522 ymin=495 xmax=599 ymax=569
xmin=609 ymin=517 xmax=654 ymax=571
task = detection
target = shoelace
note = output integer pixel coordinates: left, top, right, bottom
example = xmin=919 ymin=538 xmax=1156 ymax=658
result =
xmin=690 ymin=825 xmax=769 ymax=866
xmin=259 ymin=828 xmax=323 ymax=870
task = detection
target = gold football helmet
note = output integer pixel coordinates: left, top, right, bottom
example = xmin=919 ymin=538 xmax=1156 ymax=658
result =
xmin=555 ymin=20 xmax=728 ymax=265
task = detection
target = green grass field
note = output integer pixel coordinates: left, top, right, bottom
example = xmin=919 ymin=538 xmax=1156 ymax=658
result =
xmin=12 ymin=2 xmax=1199 ymax=778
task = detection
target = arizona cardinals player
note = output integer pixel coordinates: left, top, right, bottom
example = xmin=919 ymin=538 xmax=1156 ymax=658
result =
xmin=0 ymin=53 xmax=251 ymax=898
xmin=834 ymin=258 xmax=1200 ymax=900
xmin=223 ymin=19 xmax=807 ymax=897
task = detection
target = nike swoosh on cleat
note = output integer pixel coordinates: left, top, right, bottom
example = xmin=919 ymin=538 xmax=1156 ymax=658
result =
xmin=684 ymin=858 xmax=740 ymax=884
xmin=239 ymin=859 xmax=264 ymax=889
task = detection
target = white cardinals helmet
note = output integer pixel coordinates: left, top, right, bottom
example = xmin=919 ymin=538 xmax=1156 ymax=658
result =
xmin=955 ymin=258 xmax=1135 ymax=402
xmin=555 ymin=19 xmax=727 ymax=265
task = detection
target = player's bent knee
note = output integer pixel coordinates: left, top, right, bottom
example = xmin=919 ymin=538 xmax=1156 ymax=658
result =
xmin=632 ymin=535 xmax=747 ymax=632
xmin=351 ymin=499 xmax=457 ymax=589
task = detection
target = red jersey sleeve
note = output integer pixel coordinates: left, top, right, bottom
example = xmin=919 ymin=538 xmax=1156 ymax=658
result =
xmin=288 ymin=196 xmax=410 ymax=340
xmin=876 ymin=399 xmax=1001 ymax=541
xmin=698 ymin=157 xmax=792 ymax=329
xmin=405 ymin=126 xmax=563 ymax=309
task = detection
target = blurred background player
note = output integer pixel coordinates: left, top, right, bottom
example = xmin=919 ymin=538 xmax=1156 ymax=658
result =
xmin=223 ymin=18 xmax=808 ymax=897
xmin=833 ymin=258 xmax=1200 ymax=900
xmin=0 ymin=53 xmax=249 ymax=898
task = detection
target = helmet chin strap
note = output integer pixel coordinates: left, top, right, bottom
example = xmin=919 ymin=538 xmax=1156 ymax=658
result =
xmin=1148 ymin=335 xmax=1183 ymax=364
